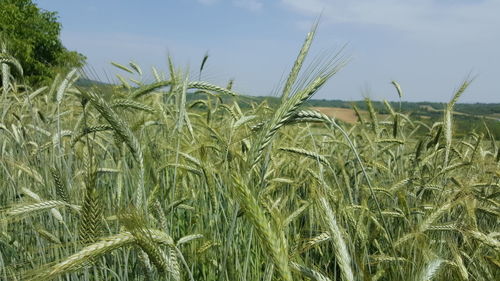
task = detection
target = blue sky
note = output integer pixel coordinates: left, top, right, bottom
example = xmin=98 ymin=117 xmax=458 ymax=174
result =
xmin=35 ymin=0 xmax=499 ymax=102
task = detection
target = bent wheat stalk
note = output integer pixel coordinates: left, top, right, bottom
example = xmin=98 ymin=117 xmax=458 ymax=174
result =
xmin=31 ymin=230 xmax=174 ymax=281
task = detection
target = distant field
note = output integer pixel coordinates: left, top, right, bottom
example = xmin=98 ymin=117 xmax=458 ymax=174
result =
xmin=313 ymin=106 xmax=391 ymax=124
xmin=313 ymin=107 xmax=359 ymax=123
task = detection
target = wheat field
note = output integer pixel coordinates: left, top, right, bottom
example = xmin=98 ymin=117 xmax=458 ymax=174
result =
xmin=0 ymin=26 xmax=499 ymax=281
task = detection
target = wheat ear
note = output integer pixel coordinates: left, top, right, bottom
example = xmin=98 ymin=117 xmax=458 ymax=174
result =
xmin=233 ymin=177 xmax=293 ymax=281
xmin=82 ymin=90 xmax=145 ymax=207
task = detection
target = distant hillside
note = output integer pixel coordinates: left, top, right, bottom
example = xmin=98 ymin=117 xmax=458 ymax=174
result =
xmin=80 ymin=80 xmax=500 ymax=139
xmin=80 ymin=79 xmax=500 ymax=116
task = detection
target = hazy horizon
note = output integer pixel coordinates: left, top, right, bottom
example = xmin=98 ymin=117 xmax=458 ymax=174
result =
xmin=35 ymin=0 xmax=500 ymax=103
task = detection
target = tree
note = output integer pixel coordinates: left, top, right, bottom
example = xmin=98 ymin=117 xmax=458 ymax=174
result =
xmin=0 ymin=0 xmax=85 ymax=86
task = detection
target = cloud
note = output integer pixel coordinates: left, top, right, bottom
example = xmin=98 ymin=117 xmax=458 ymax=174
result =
xmin=280 ymin=0 xmax=500 ymax=44
xmin=233 ymin=0 xmax=263 ymax=11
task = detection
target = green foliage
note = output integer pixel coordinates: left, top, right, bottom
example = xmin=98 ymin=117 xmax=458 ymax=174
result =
xmin=0 ymin=0 xmax=85 ymax=85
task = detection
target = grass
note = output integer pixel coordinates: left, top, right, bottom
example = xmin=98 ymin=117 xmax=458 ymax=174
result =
xmin=0 ymin=28 xmax=499 ymax=281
